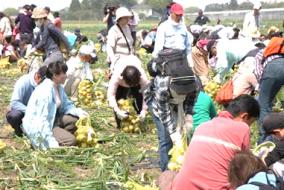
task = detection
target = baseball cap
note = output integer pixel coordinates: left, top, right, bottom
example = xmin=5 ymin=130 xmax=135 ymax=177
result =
xmin=263 ymin=112 xmax=284 ymax=135
xmin=170 ymin=3 xmax=184 ymax=16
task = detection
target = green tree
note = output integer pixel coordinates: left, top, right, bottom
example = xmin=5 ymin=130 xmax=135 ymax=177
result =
xmin=229 ymin=0 xmax=238 ymax=10
xmin=186 ymin=7 xmax=199 ymax=14
xmin=145 ymin=0 xmax=171 ymax=13
xmin=3 ymin=8 xmax=18 ymax=16
xmin=69 ymin=0 xmax=81 ymax=11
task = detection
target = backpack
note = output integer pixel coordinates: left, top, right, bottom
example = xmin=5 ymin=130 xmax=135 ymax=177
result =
xmin=249 ymin=171 xmax=284 ymax=190
xmin=263 ymin=37 xmax=284 ymax=58
xmin=215 ymin=79 xmax=233 ymax=105
xmin=154 ymin=49 xmax=196 ymax=94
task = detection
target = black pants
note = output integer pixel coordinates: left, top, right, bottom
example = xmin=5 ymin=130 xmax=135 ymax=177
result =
xmin=114 ymin=85 xmax=143 ymax=128
xmin=131 ymin=31 xmax=137 ymax=46
xmin=6 ymin=109 xmax=25 ymax=136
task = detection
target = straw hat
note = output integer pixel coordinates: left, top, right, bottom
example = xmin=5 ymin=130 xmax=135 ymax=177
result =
xmin=115 ymin=7 xmax=132 ymax=22
xmin=32 ymin=7 xmax=48 ymax=19
xmin=267 ymin=26 xmax=280 ymax=35
xmin=249 ymin=27 xmax=261 ymax=39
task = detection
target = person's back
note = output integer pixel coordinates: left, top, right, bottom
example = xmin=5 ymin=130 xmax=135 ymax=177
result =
xmin=10 ymin=74 xmax=34 ymax=110
xmin=214 ymin=39 xmax=256 ymax=83
xmin=170 ymin=95 xmax=260 ymax=190
xmin=192 ymin=91 xmax=216 ymax=132
xmin=172 ymin=112 xmax=250 ymax=189
xmin=16 ymin=11 xmax=34 ymax=34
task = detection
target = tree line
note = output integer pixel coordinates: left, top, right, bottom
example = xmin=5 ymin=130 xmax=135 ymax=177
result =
xmin=2 ymin=0 xmax=283 ymax=21
xmin=205 ymin=0 xmax=284 ymax=12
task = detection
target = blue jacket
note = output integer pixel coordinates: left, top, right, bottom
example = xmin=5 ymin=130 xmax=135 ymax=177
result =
xmin=22 ymin=79 xmax=84 ymax=150
xmin=237 ymin=172 xmax=277 ymax=190
xmin=10 ymin=72 xmax=36 ymax=113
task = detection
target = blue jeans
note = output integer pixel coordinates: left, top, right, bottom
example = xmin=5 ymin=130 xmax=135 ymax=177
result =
xmin=258 ymin=58 xmax=284 ymax=143
xmin=148 ymin=101 xmax=173 ymax=172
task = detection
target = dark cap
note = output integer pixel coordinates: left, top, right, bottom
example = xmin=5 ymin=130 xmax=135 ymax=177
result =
xmin=263 ymin=112 xmax=284 ymax=135
xmin=74 ymin=28 xmax=81 ymax=35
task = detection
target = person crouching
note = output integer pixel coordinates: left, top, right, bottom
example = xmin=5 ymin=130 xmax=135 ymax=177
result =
xmin=107 ymin=55 xmax=149 ymax=128
xmin=64 ymin=45 xmax=96 ymax=101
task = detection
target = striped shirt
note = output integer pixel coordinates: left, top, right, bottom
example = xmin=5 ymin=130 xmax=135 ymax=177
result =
xmin=144 ymin=76 xmax=195 ymax=135
xmin=254 ymin=49 xmax=284 ymax=82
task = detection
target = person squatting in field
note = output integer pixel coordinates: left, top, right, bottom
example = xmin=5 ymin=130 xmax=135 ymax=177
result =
xmin=64 ymin=44 xmax=97 ymax=101
xmin=22 ymin=62 xmax=88 ymax=150
xmin=6 ymin=67 xmax=47 ymax=136
xmin=162 ymin=95 xmax=260 ymax=190
xmin=107 ymin=55 xmax=149 ymax=128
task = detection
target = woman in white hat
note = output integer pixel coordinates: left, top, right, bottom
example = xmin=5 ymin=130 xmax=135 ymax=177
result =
xmin=64 ymin=45 xmax=96 ymax=100
xmin=106 ymin=7 xmax=134 ymax=72
xmin=30 ymin=7 xmax=70 ymax=66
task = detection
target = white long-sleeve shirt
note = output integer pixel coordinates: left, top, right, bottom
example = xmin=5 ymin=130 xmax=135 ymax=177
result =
xmin=243 ymin=11 xmax=260 ymax=37
xmin=66 ymin=56 xmax=93 ymax=81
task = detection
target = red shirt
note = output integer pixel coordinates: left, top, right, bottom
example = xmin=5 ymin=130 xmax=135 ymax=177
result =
xmin=54 ymin=18 xmax=62 ymax=31
xmin=169 ymin=111 xmax=250 ymax=190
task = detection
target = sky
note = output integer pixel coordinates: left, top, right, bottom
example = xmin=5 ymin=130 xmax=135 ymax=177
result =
xmin=0 ymin=0 xmax=283 ymax=11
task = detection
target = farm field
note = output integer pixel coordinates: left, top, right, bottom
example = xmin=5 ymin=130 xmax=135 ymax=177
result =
xmin=0 ymin=19 xmax=283 ymax=189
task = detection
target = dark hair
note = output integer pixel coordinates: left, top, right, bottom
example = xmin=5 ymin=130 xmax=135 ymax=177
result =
xmin=44 ymin=7 xmax=51 ymax=13
xmin=46 ymin=62 xmax=68 ymax=79
xmin=226 ymin=95 xmax=260 ymax=119
xmin=37 ymin=66 xmax=47 ymax=79
xmin=5 ymin=36 xmax=13 ymax=43
xmin=53 ymin=11 xmax=59 ymax=18
xmin=228 ymin=151 xmax=268 ymax=188
xmin=23 ymin=5 xmax=31 ymax=11
xmin=30 ymin=4 xmax=37 ymax=11
xmin=0 ymin=12 xmax=5 ymax=19
xmin=206 ymin=40 xmax=217 ymax=58
xmin=121 ymin=66 xmax=141 ymax=86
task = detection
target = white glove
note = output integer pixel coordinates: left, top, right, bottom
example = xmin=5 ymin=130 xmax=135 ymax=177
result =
xmin=87 ymin=127 xmax=96 ymax=141
xmin=139 ymin=110 xmax=147 ymax=122
xmin=30 ymin=47 xmax=36 ymax=54
xmin=77 ymin=108 xmax=89 ymax=118
xmin=115 ymin=108 xmax=129 ymax=120
xmin=184 ymin=115 xmax=193 ymax=133
xmin=170 ymin=131 xmax=183 ymax=147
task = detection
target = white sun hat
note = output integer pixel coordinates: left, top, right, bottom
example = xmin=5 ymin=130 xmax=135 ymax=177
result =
xmin=115 ymin=7 xmax=132 ymax=22
xmin=253 ymin=1 xmax=262 ymax=9
xmin=79 ymin=45 xmax=96 ymax=58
